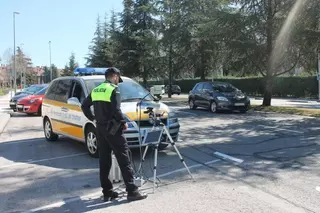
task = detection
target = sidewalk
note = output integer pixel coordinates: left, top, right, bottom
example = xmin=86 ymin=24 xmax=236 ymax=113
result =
xmin=0 ymin=112 xmax=10 ymax=133
xmin=0 ymin=90 xmax=21 ymax=133
xmin=0 ymin=91 xmax=13 ymax=109
xmin=250 ymin=97 xmax=320 ymax=109
xmin=0 ymin=90 xmax=20 ymax=113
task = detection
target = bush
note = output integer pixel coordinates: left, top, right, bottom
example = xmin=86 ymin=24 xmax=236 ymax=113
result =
xmin=145 ymin=76 xmax=318 ymax=98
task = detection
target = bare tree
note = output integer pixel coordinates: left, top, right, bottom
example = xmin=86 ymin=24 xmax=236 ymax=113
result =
xmin=2 ymin=48 xmax=13 ymax=64
xmin=1 ymin=48 xmax=13 ymax=88
xmin=12 ymin=47 xmax=34 ymax=86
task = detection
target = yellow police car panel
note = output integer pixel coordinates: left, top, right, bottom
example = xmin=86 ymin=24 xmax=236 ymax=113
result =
xmin=42 ymin=68 xmax=180 ymax=158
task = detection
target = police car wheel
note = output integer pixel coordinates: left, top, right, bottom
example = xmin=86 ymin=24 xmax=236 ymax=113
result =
xmin=85 ymin=126 xmax=99 ymax=158
xmin=44 ymin=118 xmax=58 ymax=141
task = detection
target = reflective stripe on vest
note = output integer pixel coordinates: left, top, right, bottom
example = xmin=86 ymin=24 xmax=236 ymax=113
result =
xmin=91 ymin=83 xmax=116 ymax=102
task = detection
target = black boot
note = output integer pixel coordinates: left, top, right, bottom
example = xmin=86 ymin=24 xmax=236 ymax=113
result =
xmin=127 ymin=190 xmax=148 ymax=201
xmin=103 ymin=191 xmax=119 ymax=202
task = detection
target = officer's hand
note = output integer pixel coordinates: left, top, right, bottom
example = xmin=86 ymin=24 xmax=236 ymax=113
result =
xmin=123 ymin=123 xmax=128 ymax=131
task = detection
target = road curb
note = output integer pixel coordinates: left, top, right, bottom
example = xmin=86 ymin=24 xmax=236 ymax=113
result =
xmin=0 ymin=113 xmax=10 ymax=134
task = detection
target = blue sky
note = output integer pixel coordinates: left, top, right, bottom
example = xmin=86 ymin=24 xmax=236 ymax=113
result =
xmin=0 ymin=0 xmax=123 ymax=69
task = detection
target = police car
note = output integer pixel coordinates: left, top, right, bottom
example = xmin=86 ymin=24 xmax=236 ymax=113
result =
xmin=41 ymin=68 xmax=180 ymax=158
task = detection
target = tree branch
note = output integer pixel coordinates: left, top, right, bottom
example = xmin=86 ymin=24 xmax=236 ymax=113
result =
xmin=274 ymin=52 xmax=301 ymax=76
xmin=244 ymin=50 xmax=266 ymax=76
xmin=258 ymin=68 xmax=266 ymax=77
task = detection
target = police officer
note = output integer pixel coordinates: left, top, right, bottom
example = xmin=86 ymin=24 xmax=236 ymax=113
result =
xmin=81 ymin=67 xmax=147 ymax=202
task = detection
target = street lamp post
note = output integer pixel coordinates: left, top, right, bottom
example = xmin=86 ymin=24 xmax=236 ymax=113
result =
xmin=13 ymin=12 xmax=20 ymax=94
xmin=49 ymin=41 xmax=52 ymax=82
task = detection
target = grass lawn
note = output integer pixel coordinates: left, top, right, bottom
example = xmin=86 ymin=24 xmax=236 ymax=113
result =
xmin=0 ymin=88 xmax=10 ymax=96
xmin=251 ymin=104 xmax=320 ymax=117
xmin=160 ymin=96 xmax=320 ymax=117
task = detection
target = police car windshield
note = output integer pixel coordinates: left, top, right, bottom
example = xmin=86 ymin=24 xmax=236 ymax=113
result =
xmin=85 ymin=79 xmax=154 ymax=101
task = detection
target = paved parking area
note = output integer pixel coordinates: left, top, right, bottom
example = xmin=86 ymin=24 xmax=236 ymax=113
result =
xmin=1 ymin=105 xmax=320 ymax=213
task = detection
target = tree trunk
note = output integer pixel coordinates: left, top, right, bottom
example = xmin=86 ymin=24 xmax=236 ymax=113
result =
xmin=142 ymin=64 xmax=147 ymax=86
xmin=200 ymin=41 xmax=206 ymax=80
xmin=168 ymin=6 xmax=173 ymax=98
xmin=262 ymin=75 xmax=273 ymax=106
xmin=168 ymin=42 xmax=173 ymax=98
xmin=263 ymin=0 xmax=273 ymax=106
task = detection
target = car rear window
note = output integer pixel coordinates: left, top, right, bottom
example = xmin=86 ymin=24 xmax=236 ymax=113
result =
xmin=85 ymin=79 xmax=105 ymax=93
xmin=212 ymin=83 xmax=236 ymax=92
xmin=45 ymin=81 xmax=58 ymax=100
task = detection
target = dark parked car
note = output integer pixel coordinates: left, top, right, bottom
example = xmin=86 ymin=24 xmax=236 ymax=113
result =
xmin=165 ymin=85 xmax=181 ymax=95
xmin=188 ymin=81 xmax=250 ymax=113
xmin=9 ymin=84 xmax=48 ymax=111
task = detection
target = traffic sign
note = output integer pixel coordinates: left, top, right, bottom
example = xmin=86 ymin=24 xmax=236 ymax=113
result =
xmin=317 ymin=72 xmax=320 ymax=81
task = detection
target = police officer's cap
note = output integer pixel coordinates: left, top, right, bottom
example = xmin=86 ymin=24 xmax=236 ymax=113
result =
xmin=105 ymin=67 xmax=123 ymax=83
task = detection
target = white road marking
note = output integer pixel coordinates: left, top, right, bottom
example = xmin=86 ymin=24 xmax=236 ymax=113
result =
xmin=214 ymin=152 xmax=244 ymax=164
xmin=0 ymin=109 xmax=12 ymax=113
xmin=0 ymin=153 xmax=87 ymax=169
xmin=0 ymin=138 xmax=44 ymax=145
xmin=316 ymin=186 xmax=320 ymax=192
xmin=157 ymin=159 xmax=221 ymax=178
xmin=21 ymin=158 xmax=221 ymax=213
xmin=258 ymin=125 xmax=303 ymax=134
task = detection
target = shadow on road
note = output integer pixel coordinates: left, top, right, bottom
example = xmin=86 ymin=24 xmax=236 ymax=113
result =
xmin=1 ymin=107 xmax=320 ymax=212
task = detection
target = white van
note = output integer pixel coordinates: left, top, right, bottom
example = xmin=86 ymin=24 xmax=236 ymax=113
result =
xmin=150 ymin=85 xmax=165 ymax=99
xmin=41 ymin=74 xmax=180 ymax=158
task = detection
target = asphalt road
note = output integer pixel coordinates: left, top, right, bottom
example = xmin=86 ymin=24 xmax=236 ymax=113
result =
xmin=1 ymin=104 xmax=320 ymax=213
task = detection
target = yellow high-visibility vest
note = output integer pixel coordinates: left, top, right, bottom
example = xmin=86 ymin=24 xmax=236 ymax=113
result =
xmin=91 ymin=82 xmax=117 ymax=102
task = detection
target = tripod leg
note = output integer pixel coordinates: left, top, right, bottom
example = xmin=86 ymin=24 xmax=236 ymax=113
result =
xmin=163 ymin=126 xmax=195 ymax=181
xmin=137 ymin=145 xmax=149 ymax=174
xmin=153 ymin=144 xmax=159 ymax=193
xmin=142 ymin=145 xmax=149 ymax=162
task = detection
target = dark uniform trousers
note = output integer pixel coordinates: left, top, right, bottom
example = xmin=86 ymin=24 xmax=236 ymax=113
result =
xmin=96 ymin=123 xmax=138 ymax=195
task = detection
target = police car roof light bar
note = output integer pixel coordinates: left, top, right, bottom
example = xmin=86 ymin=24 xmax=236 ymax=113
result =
xmin=73 ymin=67 xmax=110 ymax=76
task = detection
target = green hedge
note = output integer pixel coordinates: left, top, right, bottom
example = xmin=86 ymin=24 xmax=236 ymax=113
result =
xmin=144 ymin=76 xmax=318 ymax=98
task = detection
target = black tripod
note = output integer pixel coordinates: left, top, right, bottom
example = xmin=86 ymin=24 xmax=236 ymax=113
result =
xmin=137 ymin=107 xmax=195 ymax=193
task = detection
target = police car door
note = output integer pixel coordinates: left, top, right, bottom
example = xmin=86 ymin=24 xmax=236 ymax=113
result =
xmin=65 ymin=80 xmax=86 ymax=140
